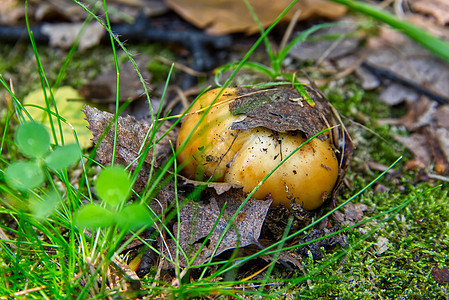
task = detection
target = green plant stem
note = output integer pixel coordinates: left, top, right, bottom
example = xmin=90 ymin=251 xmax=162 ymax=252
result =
xmin=103 ymin=0 xmax=120 ymax=166
xmin=330 ymin=0 xmax=449 ymax=62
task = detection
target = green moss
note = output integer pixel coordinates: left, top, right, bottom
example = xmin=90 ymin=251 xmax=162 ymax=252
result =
xmin=264 ymin=76 xmax=449 ymax=299
xmin=287 ymin=184 xmax=448 ymax=299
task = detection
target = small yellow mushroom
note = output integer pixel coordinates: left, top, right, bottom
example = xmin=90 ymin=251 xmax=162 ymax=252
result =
xmin=176 ymin=88 xmax=339 ymax=210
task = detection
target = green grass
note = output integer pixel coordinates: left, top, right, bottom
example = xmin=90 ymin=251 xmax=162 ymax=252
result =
xmin=1 ymin=0 xmax=448 ymax=299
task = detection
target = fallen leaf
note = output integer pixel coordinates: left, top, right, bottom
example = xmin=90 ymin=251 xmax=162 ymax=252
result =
xmin=23 ymin=86 xmax=92 ymax=149
xmin=288 ymin=21 xmax=362 ymax=61
xmin=394 ymin=122 xmax=449 ymax=174
xmin=332 ymin=202 xmax=368 ymax=226
xmin=229 ymin=86 xmax=336 ymax=140
xmin=435 ymin=128 xmax=449 ymax=165
xmin=107 ymin=255 xmax=141 ymax=293
xmin=405 ymin=14 xmax=449 ymax=42
xmin=0 ymin=0 xmax=24 ymax=25
xmin=296 ymin=225 xmax=347 ymax=260
xmin=79 ymin=59 xmax=152 ymax=104
xmin=164 ymin=0 xmax=346 ymax=35
xmin=33 ymin=0 xmax=86 ymax=23
xmin=375 ymin=236 xmax=389 ymax=255
xmin=160 ymin=188 xmax=272 ymax=269
xmin=180 ymin=177 xmax=243 ymax=195
xmin=431 ymin=266 xmax=449 ymax=284
xmin=335 ymin=27 xmax=449 ymax=176
xmin=411 ymin=0 xmax=449 ymax=26
xmin=245 ymin=242 xmax=304 ymax=270
xmin=83 ymin=105 xmax=177 ymax=191
xmin=434 ymin=105 xmax=449 ymax=129
xmin=394 ymin=133 xmax=431 ymax=168
xmin=356 ymin=28 xmax=449 ymax=105
xmin=41 ymin=22 xmax=105 ymax=51
xmin=398 ymin=97 xmax=436 ymax=131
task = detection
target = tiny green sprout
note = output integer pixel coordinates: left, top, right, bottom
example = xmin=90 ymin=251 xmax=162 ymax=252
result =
xmin=44 ymin=144 xmax=81 ymax=171
xmin=4 ymin=122 xmax=81 ymax=221
xmin=5 ymin=122 xmax=81 ymax=191
xmin=76 ymin=166 xmax=153 ymax=230
xmin=116 ymin=203 xmax=153 ymax=230
xmin=29 ymin=191 xmax=61 ymax=220
xmin=75 ymin=204 xmax=115 ymax=229
xmin=15 ymin=121 xmax=50 ymax=158
xmin=5 ymin=160 xmax=44 ymax=191
xmin=95 ymin=166 xmax=132 ymax=208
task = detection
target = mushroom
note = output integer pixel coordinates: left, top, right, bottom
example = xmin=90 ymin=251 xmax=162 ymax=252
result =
xmin=176 ymin=87 xmax=342 ymax=210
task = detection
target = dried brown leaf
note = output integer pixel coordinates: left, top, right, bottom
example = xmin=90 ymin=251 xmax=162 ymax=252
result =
xmin=411 ymin=0 xmax=449 ymax=25
xmin=395 ymin=125 xmax=449 ymax=175
xmin=356 ymin=28 xmax=449 ymax=105
xmin=83 ymin=105 xmax=178 ymax=191
xmin=161 ymin=188 xmax=272 ymax=269
xmin=394 ymin=133 xmax=432 ymax=167
xmin=229 ymin=86 xmax=336 ymax=141
xmin=398 ymin=98 xmax=436 ymax=131
xmin=0 ymin=0 xmax=24 ymax=25
xmin=332 ymin=202 xmax=368 ymax=226
xmin=405 ymin=14 xmax=449 ymax=42
xmin=180 ymin=176 xmax=243 ymax=195
xmin=107 ymin=256 xmax=141 ymax=293
xmin=41 ymin=22 xmax=105 ymax=51
xmin=248 ymin=242 xmax=303 ymax=270
xmin=434 ymin=105 xmax=449 ymax=129
xmin=164 ymin=0 xmax=346 ymax=35
xmin=79 ymin=60 xmax=152 ymax=103
xmin=289 ymin=21 xmax=362 ymax=61
xmin=431 ymin=266 xmax=449 ymax=284
xmin=296 ymin=225 xmax=347 ymax=260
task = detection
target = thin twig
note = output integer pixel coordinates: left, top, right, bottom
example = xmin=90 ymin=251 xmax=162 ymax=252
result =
xmin=280 ymin=9 xmax=302 ymax=51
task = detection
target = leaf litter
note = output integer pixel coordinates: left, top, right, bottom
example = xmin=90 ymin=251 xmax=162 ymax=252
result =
xmin=83 ymin=85 xmax=355 ymax=274
xmin=160 ymin=188 xmax=272 ymax=269
xmin=291 ymin=17 xmax=449 ymax=177
xmin=163 ymin=0 xmax=346 ymax=35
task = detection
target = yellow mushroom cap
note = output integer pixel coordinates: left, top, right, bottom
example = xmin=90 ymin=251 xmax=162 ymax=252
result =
xmin=176 ymin=88 xmax=339 ymax=210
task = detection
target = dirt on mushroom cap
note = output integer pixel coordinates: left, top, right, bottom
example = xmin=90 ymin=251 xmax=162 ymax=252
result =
xmin=176 ymin=86 xmax=352 ymax=210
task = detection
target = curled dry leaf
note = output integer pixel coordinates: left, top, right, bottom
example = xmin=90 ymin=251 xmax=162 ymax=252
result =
xmin=393 ymin=103 xmax=449 ymax=174
xmin=160 ymin=187 xmax=272 ymax=269
xmin=229 ymin=86 xmax=336 ymax=140
xmin=332 ymin=202 xmax=368 ymax=226
xmin=164 ymin=0 xmax=346 ymax=35
xmin=83 ymin=105 xmax=178 ymax=192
